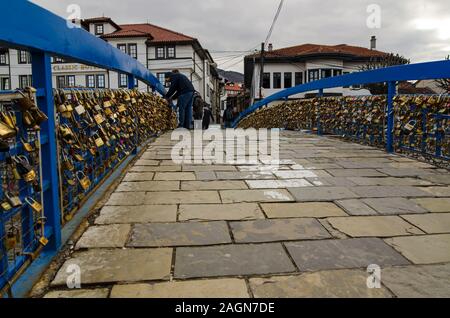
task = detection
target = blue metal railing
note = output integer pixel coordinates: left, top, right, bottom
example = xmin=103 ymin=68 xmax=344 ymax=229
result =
xmin=233 ymin=61 xmax=450 ymax=155
xmin=0 ymin=1 xmax=167 ymax=295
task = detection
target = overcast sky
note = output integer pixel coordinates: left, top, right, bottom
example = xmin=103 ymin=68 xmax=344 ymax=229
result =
xmin=32 ymin=0 xmax=450 ymax=72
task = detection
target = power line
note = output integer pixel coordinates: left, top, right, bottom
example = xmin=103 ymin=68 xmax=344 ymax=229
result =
xmin=264 ymin=0 xmax=285 ymax=47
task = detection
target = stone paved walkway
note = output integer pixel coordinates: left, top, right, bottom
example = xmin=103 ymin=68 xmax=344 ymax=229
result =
xmin=43 ymin=130 xmax=450 ymax=298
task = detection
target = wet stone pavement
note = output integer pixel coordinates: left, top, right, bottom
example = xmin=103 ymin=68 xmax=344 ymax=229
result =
xmin=43 ymin=130 xmax=450 ymax=298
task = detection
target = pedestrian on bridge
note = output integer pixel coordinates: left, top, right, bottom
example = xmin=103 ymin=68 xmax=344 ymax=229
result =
xmin=165 ymin=71 xmax=195 ymax=129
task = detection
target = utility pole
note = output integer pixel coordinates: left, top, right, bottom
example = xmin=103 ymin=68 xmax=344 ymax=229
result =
xmin=259 ymin=42 xmax=265 ymax=100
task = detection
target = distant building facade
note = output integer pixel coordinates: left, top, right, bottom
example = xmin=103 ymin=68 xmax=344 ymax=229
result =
xmin=244 ymin=43 xmax=388 ymax=102
xmin=0 ymin=17 xmax=220 ymax=111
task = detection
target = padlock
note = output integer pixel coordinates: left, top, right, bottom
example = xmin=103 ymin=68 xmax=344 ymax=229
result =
xmin=5 ymin=192 xmax=22 ymax=208
xmin=25 ymin=197 xmax=42 ymax=213
xmin=93 ymin=133 xmax=104 ymax=148
xmin=76 ymin=171 xmax=91 ymax=191
xmin=1 ymin=201 xmax=12 ymax=211
xmin=21 ymin=137 xmax=34 ymax=152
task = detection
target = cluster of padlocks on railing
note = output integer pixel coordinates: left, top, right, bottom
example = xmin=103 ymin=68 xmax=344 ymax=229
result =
xmin=238 ymin=95 xmax=450 ymax=165
xmin=0 ymin=88 xmax=48 ymax=288
xmin=1 ymin=87 xmax=176 ymax=289
xmin=54 ymin=89 xmax=177 ymax=222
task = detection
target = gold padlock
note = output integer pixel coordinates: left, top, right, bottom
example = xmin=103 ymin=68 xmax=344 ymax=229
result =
xmin=23 ymin=169 xmax=37 ymax=183
xmin=25 ymin=197 xmax=43 ymax=213
xmin=21 ymin=137 xmax=34 ymax=152
xmin=5 ymin=192 xmax=22 ymax=208
xmin=93 ymin=133 xmax=104 ymax=148
xmin=39 ymin=237 xmax=49 ymax=246
xmin=76 ymin=171 xmax=91 ymax=191
xmin=1 ymin=201 xmax=12 ymax=211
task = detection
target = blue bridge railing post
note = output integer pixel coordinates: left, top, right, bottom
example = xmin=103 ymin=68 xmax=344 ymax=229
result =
xmin=31 ymin=51 xmax=62 ymax=250
xmin=386 ymin=81 xmax=397 ymax=153
xmin=128 ymin=75 xmax=139 ymax=155
xmin=317 ymin=88 xmax=324 ymax=135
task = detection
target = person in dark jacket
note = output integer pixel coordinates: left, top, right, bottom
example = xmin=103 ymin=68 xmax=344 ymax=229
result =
xmin=223 ymin=105 xmax=234 ymax=128
xmin=202 ymin=105 xmax=214 ymax=130
xmin=165 ymin=71 xmax=195 ymax=129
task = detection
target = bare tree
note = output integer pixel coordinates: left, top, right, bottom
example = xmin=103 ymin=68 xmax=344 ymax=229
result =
xmin=359 ymin=53 xmax=410 ymax=95
xmin=435 ymin=55 xmax=450 ymax=93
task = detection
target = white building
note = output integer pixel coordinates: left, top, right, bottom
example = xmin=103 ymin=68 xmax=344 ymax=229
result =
xmin=244 ymin=43 xmax=388 ymax=102
xmin=0 ymin=17 xmax=220 ymax=111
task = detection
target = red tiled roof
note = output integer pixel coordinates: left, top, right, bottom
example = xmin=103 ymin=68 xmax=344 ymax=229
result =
xmin=398 ymin=81 xmax=436 ymax=94
xmin=225 ymin=84 xmax=243 ymax=91
xmin=101 ymin=23 xmax=196 ymax=43
xmin=252 ymin=43 xmax=387 ymax=59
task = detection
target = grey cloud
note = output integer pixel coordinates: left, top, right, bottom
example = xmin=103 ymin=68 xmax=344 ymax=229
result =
xmin=31 ymin=0 xmax=450 ymax=71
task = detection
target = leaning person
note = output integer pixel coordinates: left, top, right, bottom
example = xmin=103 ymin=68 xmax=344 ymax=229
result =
xmin=165 ymin=71 xmax=195 ymax=129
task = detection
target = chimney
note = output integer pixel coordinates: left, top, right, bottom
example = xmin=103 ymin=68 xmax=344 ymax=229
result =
xmin=268 ymin=43 xmax=273 ymax=52
xmin=370 ymin=36 xmax=377 ymax=50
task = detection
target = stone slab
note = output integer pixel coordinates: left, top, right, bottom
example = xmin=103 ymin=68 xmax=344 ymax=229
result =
xmin=128 ymin=222 xmax=231 ymax=247
xmin=52 ymin=248 xmax=172 ymax=286
xmin=335 ymin=199 xmax=378 ymax=216
xmin=361 ymin=198 xmax=427 ymax=215
xmin=412 ymin=198 xmax=450 ymax=213
xmin=274 ymin=170 xmax=332 ymax=179
xmin=306 ymin=177 xmax=356 ymax=187
xmin=327 ymin=169 xmax=387 ymax=177
xmin=288 ymin=187 xmax=359 ymax=202
xmin=401 ymin=213 xmax=450 ymax=234
xmin=105 ymin=192 xmax=147 ymax=206
xmin=420 ymin=187 xmax=450 ymax=197
xmin=110 ymin=279 xmax=250 ymax=298
xmin=261 ymin=202 xmax=347 ymax=218
xmin=285 ymin=238 xmax=409 ymax=271
xmin=44 ymin=289 xmax=110 ymax=298
xmin=182 ymin=165 xmax=237 ymax=172
xmin=123 ymin=172 xmax=155 ymax=182
xmin=377 ymin=168 xmax=431 ymax=177
xmin=246 ymin=179 xmax=313 ymax=189
xmin=144 ymin=191 xmax=221 ymax=204
xmin=95 ymin=205 xmax=177 ymax=224
xmin=382 ymin=264 xmax=450 ymax=298
xmin=154 ymin=172 xmax=196 ymax=181
xmin=179 ymin=203 xmax=264 ymax=221
xmin=328 ymin=216 xmax=424 ymax=237
xmin=76 ymin=224 xmax=131 ymax=249
xmin=220 ymin=189 xmax=294 ymax=203
xmin=350 ymin=186 xmax=432 ymax=198
xmin=385 ymin=234 xmax=450 ymax=264
xmin=418 ymin=174 xmax=450 ymax=185
xmin=116 ymin=181 xmax=179 ymax=192
xmin=348 ymin=177 xmax=432 ymax=186
xmin=230 ymin=218 xmax=331 ymax=243
xmin=249 ymin=270 xmax=392 ymax=298
xmin=174 ymin=244 xmax=296 ymax=279
xmin=195 ymin=171 xmax=217 ymax=181
xmin=216 ymin=171 xmax=275 ymax=180
xmin=135 ymin=159 xmax=160 ymax=166
xmin=181 ymin=181 xmax=247 ymax=190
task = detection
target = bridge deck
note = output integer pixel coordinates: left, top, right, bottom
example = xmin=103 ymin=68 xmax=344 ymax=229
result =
xmin=38 ymin=130 xmax=450 ymax=298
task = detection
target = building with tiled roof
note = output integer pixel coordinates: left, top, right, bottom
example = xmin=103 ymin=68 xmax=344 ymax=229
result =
xmin=0 ymin=17 xmax=221 ymax=115
xmin=244 ymin=39 xmax=392 ymax=102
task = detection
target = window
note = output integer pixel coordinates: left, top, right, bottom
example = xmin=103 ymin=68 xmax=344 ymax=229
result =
xmin=167 ymin=46 xmax=176 ymax=59
xmin=262 ymin=72 xmax=270 ymax=89
xmin=308 ymin=69 xmax=320 ymax=82
xmin=1 ymin=77 xmax=10 ymax=90
xmin=333 ymin=69 xmax=343 ymax=77
xmin=19 ymin=75 xmax=31 ymax=89
xmin=134 ymin=78 xmax=138 ymax=87
xmin=56 ymin=76 xmax=65 ymax=89
xmin=295 ymin=72 xmax=303 ymax=86
xmin=156 ymin=47 xmax=165 ymax=59
xmin=52 ymin=56 xmax=65 ymax=63
xmin=128 ymin=44 xmax=137 ymax=59
xmin=0 ymin=51 xmax=8 ymax=65
xmin=67 ymin=75 xmax=76 ymax=87
xmin=321 ymin=69 xmax=332 ymax=78
xmin=18 ymin=50 xmax=30 ymax=64
xmin=117 ymin=44 xmax=127 ymax=54
xmin=119 ymin=73 xmax=128 ymax=88
xmin=284 ymin=73 xmax=292 ymax=88
xmin=95 ymin=24 xmax=104 ymax=35
xmin=157 ymin=73 xmax=167 ymax=87
xmin=97 ymin=74 xmax=106 ymax=88
xmin=273 ymin=72 xmax=281 ymax=89
xmin=86 ymin=75 xmax=95 ymax=88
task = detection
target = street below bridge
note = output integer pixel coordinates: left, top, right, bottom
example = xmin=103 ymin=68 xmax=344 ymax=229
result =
xmin=38 ymin=129 xmax=450 ymax=298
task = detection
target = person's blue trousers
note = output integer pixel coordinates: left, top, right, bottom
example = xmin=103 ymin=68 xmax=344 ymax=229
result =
xmin=177 ymin=92 xmax=194 ymax=129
